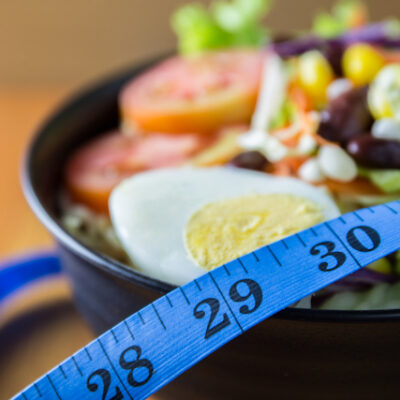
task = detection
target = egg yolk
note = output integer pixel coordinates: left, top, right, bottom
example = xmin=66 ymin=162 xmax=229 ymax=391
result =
xmin=184 ymin=194 xmax=323 ymax=270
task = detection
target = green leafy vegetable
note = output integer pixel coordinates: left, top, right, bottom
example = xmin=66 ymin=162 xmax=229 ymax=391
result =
xmin=395 ymin=251 xmax=400 ymax=276
xmin=312 ymin=0 xmax=368 ymax=38
xmin=320 ymin=282 xmax=400 ymax=310
xmin=385 ymin=18 xmax=400 ymax=37
xmin=358 ymin=168 xmax=400 ymax=194
xmin=171 ymin=0 xmax=272 ymax=55
xmin=366 ymin=258 xmax=392 ymax=274
xmin=269 ymin=99 xmax=297 ymax=130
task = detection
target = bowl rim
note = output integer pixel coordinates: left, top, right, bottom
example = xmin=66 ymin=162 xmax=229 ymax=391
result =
xmin=22 ymin=56 xmax=400 ymax=323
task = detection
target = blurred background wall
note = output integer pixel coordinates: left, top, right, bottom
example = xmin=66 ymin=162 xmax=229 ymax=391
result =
xmin=1 ymin=0 xmax=399 ymax=88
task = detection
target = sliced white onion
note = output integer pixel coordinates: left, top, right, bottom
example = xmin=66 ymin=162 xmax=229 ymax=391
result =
xmin=298 ymin=157 xmax=325 ymax=183
xmin=239 ymin=53 xmax=289 ymax=162
xmin=327 ymin=78 xmax=353 ymax=101
xmin=237 ymin=129 xmax=267 ymax=149
xmin=372 ymin=118 xmax=400 ymax=142
xmin=274 ymin=119 xmax=301 ymax=141
xmin=250 ymin=53 xmax=287 ymax=131
xmin=296 ymin=134 xmax=317 ymax=155
xmin=318 ymin=145 xmax=357 ymax=182
xmin=261 ymin=136 xmax=289 ymax=162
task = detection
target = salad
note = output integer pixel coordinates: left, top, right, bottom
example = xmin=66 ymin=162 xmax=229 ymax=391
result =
xmin=61 ymin=0 xmax=400 ymax=311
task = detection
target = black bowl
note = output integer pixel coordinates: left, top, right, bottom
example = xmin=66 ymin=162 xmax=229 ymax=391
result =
xmin=23 ymin=57 xmax=400 ymax=399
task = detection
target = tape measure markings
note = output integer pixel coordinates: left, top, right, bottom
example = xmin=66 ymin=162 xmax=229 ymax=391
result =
xmin=46 ymin=376 xmax=61 ymax=400
xmin=58 ymin=365 xmax=66 ymax=380
xmin=324 ymin=222 xmax=362 ymax=268
xmin=209 ymin=272 xmax=244 ymax=332
xmin=295 ymin=233 xmax=306 ymax=247
xmin=33 ymin=384 xmax=41 ymax=397
xmin=384 ymin=204 xmax=398 ymax=214
xmin=71 ymin=356 xmax=82 ymax=376
xmin=13 ymin=201 xmax=400 ymax=400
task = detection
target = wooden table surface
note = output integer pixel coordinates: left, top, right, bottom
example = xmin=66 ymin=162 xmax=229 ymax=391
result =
xmin=0 ymin=87 xmax=95 ymax=399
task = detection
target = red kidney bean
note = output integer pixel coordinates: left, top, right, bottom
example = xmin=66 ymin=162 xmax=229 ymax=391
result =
xmin=229 ymin=151 xmax=268 ymax=171
xmin=322 ymin=40 xmax=344 ymax=76
xmin=347 ymin=136 xmax=400 ymax=168
xmin=317 ymin=86 xmax=373 ymax=145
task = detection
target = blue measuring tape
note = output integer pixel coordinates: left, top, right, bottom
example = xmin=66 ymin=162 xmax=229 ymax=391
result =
xmin=9 ymin=201 xmax=400 ymax=399
xmin=0 ymin=253 xmax=61 ymax=302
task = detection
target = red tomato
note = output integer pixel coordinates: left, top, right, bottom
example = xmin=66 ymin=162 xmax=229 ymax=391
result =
xmin=119 ymin=49 xmax=264 ymax=134
xmin=65 ymin=131 xmax=214 ymax=213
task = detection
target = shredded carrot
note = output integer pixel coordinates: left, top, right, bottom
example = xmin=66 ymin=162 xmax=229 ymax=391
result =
xmin=310 ymin=131 xmax=336 ymax=146
xmin=322 ymin=178 xmax=383 ymax=196
xmin=289 ymin=85 xmax=314 ymax=112
xmin=287 ymin=84 xmax=336 ymax=146
xmin=271 ymin=124 xmax=302 ymax=147
xmin=380 ymin=49 xmax=400 ymax=64
xmin=282 ymin=133 xmax=302 ymax=147
xmin=350 ymin=6 xmax=368 ymax=29
xmin=267 ymin=156 xmax=308 ymax=177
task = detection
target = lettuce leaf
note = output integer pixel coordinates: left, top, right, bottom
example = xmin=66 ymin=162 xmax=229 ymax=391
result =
xmin=312 ymin=0 xmax=368 ymax=39
xmin=171 ymin=0 xmax=272 ymax=55
xmin=395 ymin=250 xmax=400 ymax=276
xmin=358 ymin=167 xmax=400 ymax=194
xmin=269 ymin=99 xmax=297 ymax=130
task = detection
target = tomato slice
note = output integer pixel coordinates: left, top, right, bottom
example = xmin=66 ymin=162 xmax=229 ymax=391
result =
xmin=65 ymin=131 xmax=214 ymax=213
xmin=119 ymin=49 xmax=264 ymax=134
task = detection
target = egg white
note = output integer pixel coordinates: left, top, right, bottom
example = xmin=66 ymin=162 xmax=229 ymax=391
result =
xmin=109 ymin=167 xmax=340 ymax=285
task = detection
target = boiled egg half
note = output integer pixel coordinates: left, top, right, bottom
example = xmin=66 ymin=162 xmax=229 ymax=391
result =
xmin=109 ymin=167 xmax=339 ymax=285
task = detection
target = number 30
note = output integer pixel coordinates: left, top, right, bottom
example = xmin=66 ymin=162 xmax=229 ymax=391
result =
xmin=310 ymin=225 xmax=381 ymax=272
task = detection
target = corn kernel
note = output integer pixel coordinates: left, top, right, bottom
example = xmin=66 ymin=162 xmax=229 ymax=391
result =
xmin=298 ymin=50 xmax=334 ymax=105
xmin=342 ymin=43 xmax=386 ymax=86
